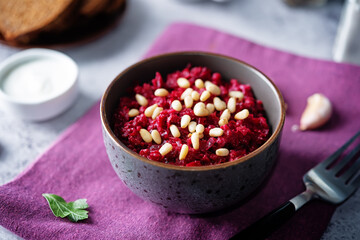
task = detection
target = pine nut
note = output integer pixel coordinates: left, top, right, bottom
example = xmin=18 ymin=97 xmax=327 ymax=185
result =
xmin=206 ymin=103 xmax=215 ymax=114
xmin=213 ymin=97 xmax=226 ymax=111
xmin=171 ymin=100 xmax=182 ymax=111
xmin=159 ymin=143 xmax=173 ymax=156
xmin=154 ymin=88 xmax=169 ymax=97
xmin=195 ymin=79 xmax=204 ymax=88
xmin=177 ymin=77 xmax=190 ymax=88
xmin=179 ymin=144 xmax=189 ymax=160
xmin=229 ymin=91 xmax=244 ymax=101
xmin=193 ymin=102 xmax=209 ymax=117
xmin=184 ymin=95 xmax=194 ymax=108
xmin=139 ymin=129 xmax=152 ymax=143
xmin=135 ymin=94 xmax=148 ymax=106
xmin=191 ymin=133 xmax=200 ymax=150
xmin=227 ymin=97 xmax=236 ymax=113
xmin=219 ymin=118 xmax=228 ymax=126
xmin=151 ymin=130 xmax=162 ymax=144
xmin=188 ymin=121 xmax=197 ymax=133
xmin=198 ymin=133 xmax=204 ymax=139
xmin=152 ymin=107 xmax=163 ymax=119
xmin=235 ymin=109 xmax=249 ymax=120
xmin=180 ymin=88 xmax=193 ymax=100
xmin=216 ymin=148 xmax=229 ymax=156
xmin=128 ymin=109 xmax=139 ymax=117
xmin=181 ymin=115 xmax=191 ymax=128
xmin=209 ymin=128 xmax=224 ymax=137
xmin=191 ymin=91 xmax=200 ymax=101
xmin=205 ymin=81 xmax=221 ymax=95
xmin=144 ymin=104 xmax=158 ymax=117
xmin=204 ymin=81 xmax=210 ymax=87
xmin=196 ymin=124 xmax=205 ymax=133
xmin=170 ymin=125 xmax=181 ymax=138
xmin=200 ymin=90 xmax=211 ymax=102
xmin=220 ymin=109 xmax=231 ymax=121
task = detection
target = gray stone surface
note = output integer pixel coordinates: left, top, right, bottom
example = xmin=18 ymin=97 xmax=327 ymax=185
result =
xmin=0 ymin=0 xmax=359 ymax=239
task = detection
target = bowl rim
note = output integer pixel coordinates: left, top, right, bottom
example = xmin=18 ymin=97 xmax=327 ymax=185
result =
xmin=100 ymin=51 xmax=286 ymax=171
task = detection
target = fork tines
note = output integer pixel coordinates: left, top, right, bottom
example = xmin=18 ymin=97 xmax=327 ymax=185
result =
xmin=319 ymin=131 xmax=360 ymax=185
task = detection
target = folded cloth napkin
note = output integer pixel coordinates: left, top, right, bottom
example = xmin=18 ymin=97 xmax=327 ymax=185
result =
xmin=1 ymin=22 xmax=360 ymax=240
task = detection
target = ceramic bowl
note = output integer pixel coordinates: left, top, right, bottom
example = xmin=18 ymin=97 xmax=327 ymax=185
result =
xmin=100 ymin=52 xmax=285 ymax=214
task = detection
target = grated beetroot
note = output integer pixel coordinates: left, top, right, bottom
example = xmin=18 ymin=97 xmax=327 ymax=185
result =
xmin=113 ymin=65 xmax=270 ymax=166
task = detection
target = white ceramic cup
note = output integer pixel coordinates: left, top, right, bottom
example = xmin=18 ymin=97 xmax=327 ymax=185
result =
xmin=0 ymin=48 xmax=79 ymax=121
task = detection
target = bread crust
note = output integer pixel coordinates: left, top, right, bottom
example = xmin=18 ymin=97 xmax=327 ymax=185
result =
xmin=80 ymin=0 xmax=110 ymax=17
xmin=105 ymin=0 xmax=125 ymax=14
xmin=0 ymin=0 xmax=78 ymax=42
xmin=0 ymin=0 xmax=126 ymax=45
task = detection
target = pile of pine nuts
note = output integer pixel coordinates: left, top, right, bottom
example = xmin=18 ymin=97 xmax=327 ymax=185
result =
xmin=128 ymin=78 xmax=249 ymax=160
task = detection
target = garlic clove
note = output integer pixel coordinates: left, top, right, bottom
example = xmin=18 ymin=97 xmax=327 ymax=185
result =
xmin=300 ymin=93 xmax=332 ymax=131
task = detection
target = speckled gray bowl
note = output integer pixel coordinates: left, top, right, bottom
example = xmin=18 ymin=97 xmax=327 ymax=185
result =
xmin=100 ymin=52 xmax=285 ymax=214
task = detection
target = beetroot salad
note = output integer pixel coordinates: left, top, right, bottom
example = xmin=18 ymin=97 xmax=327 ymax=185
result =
xmin=113 ymin=65 xmax=270 ymax=166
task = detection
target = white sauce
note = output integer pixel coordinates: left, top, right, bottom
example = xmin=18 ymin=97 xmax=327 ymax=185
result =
xmin=1 ymin=57 xmax=72 ymax=102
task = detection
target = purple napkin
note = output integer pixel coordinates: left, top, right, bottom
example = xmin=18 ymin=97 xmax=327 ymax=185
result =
xmin=1 ymin=23 xmax=360 ymax=240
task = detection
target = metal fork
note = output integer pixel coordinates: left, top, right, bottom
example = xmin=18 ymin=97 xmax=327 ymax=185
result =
xmin=230 ymin=131 xmax=360 ymax=240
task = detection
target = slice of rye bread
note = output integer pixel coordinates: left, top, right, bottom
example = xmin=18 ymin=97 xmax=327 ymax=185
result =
xmin=79 ymin=0 xmax=110 ymax=17
xmin=0 ymin=0 xmax=76 ymax=42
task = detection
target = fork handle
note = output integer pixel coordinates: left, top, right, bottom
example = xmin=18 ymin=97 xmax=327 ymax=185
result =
xmin=229 ymin=190 xmax=314 ymax=240
xmin=229 ymin=201 xmax=296 ymax=240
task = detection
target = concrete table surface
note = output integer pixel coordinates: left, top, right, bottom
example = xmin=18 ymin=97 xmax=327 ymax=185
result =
xmin=0 ymin=0 xmax=359 ymax=239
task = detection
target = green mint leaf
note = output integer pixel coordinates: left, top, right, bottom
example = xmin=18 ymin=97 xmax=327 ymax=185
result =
xmin=42 ymin=193 xmax=89 ymax=222
xmin=66 ymin=209 xmax=89 ymax=222
xmin=42 ymin=194 xmax=71 ymax=218
xmin=68 ymin=199 xmax=88 ymax=210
